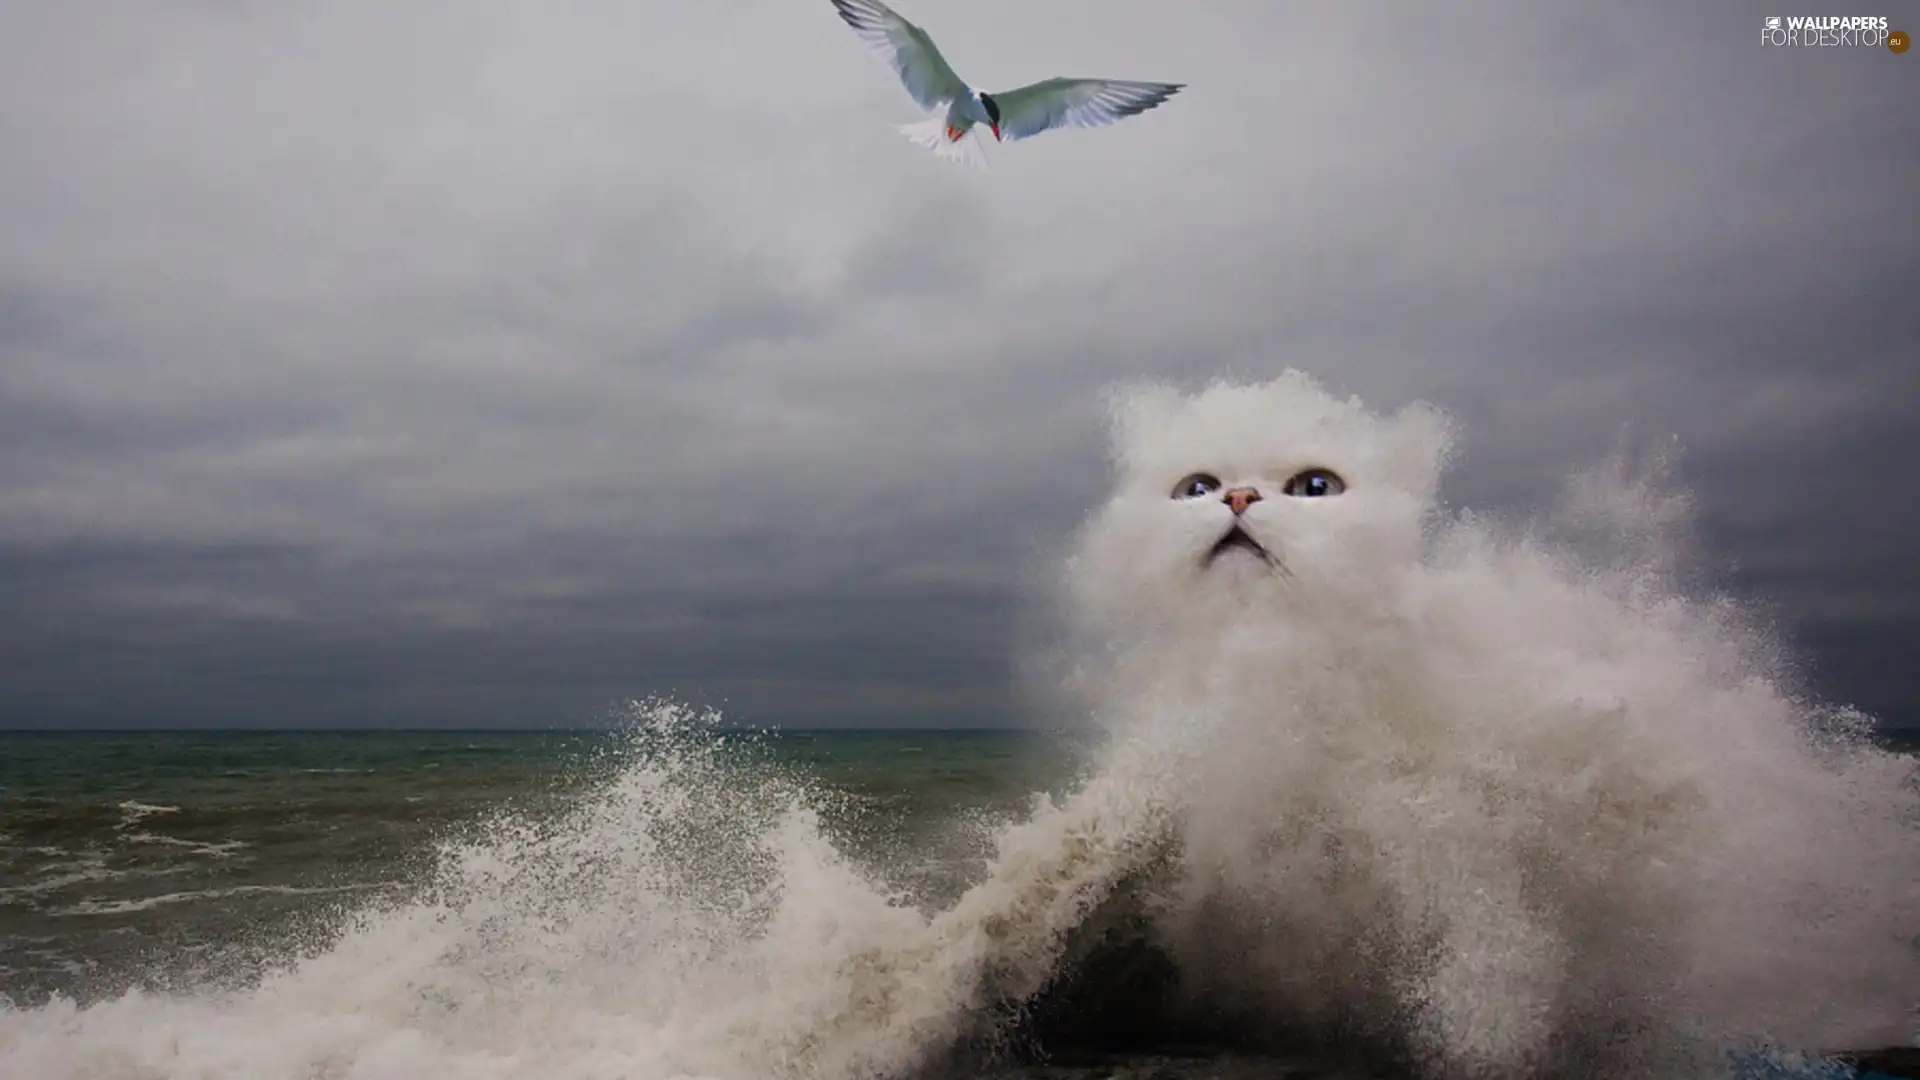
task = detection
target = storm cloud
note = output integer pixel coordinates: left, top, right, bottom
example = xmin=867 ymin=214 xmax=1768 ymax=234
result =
xmin=1 ymin=1 xmax=1914 ymax=729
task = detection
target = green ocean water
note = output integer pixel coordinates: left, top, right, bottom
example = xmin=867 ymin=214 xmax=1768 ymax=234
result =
xmin=0 ymin=727 xmax=1089 ymax=1010
xmin=4 ymin=726 xmax=1915 ymax=1080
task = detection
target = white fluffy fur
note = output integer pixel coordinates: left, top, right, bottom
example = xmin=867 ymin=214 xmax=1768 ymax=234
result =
xmin=1060 ymin=371 xmax=1920 ymax=1079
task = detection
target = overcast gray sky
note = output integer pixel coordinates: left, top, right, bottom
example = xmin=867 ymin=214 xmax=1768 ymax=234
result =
xmin=1 ymin=1 xmax=1914 ymax=730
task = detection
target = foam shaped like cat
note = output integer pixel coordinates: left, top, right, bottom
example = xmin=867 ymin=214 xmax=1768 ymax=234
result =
xmin=1064 ymin=372 xmax=1454 ymax=713
xmin=1059 ymin=372 xmax=1920 ymax=1080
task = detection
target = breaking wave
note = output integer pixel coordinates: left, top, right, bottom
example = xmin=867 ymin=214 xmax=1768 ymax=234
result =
xmin=2 ymin=378 xmax=1915 ymax=1080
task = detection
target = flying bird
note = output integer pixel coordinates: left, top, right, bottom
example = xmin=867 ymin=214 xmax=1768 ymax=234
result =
xmin=830 ymin=0 xmax=1183 ymax=166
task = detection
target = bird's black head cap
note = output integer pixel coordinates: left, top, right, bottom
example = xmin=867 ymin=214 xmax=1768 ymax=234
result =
xmin=979 ymin=92 xmax=1001 ymax=125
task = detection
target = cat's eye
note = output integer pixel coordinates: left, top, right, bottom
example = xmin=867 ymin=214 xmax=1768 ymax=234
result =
xmin=1172 ymin=473 xmax=1221 ymax=499
xmin=1283 ymin=469 xmax=1345 ymax=498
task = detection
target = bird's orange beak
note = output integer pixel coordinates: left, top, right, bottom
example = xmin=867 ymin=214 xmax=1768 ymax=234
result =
xmin=991 ymin=123 xmax=1001 ymax=141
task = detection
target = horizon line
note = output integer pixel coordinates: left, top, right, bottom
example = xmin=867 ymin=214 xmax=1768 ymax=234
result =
xmin=0 ymin=724 xmax=1060 ymax=734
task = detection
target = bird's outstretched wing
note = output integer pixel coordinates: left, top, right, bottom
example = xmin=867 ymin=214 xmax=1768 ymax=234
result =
xmin=991 ymin=78 xmax=1183 ymax=142
xmin=831 ymin=0 xmax=968 ymax=110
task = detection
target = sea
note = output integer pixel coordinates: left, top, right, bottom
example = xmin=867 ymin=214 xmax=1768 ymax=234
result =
xmin=0 ymin=726 xmax=1081 ymax=1010
xmin=2 ymin=719 xmax=1916 ymax=1080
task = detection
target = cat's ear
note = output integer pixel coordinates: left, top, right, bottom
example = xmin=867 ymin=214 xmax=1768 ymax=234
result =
xmin=1100 ymin=380 xmax=1183 ymax=456
xmin=1383 ymin=401 xmax=1456 ymax=499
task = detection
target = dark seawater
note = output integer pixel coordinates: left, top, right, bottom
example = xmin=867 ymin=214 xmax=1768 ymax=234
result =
xmin=2 ymin=727 xmax=1914 ymax=1080
xmin=0 ymin=728 xmax=1086 ymax=1010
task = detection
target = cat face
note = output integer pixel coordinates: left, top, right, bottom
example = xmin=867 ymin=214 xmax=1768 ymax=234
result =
xmin=1067 ymin=372 xmax=1454 ymax=635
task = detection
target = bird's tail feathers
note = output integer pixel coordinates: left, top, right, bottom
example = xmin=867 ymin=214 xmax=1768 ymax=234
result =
xmin=896 ymin=115 xmax=990 ymax=169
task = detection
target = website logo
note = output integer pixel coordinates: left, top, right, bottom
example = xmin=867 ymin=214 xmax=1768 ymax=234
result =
xmin=1760 ymin=15 xmax=1902 ymax=49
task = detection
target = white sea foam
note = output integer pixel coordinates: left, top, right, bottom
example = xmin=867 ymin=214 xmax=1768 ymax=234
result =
xmin=114 ymin=802 xmax=181 ymax=830
xmin=0 ymin=700 xmax=1189 ymax=1079
xmin=1055 ymin=373 xmax=1920 ymax=1078
xmin=1 ymin=373 xmax=1914 ymax=1080
xmin=53 ymin=884 xmax=391 ymax=918
xmin=121 ymin=834 xmax=250 ymax=858
xmin=0 ymin=859 xmax=118 ymax=904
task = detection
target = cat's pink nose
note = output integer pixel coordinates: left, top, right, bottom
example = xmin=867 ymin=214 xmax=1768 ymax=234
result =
xmin=1223 ymin=487 xmax=1263 ymax=515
